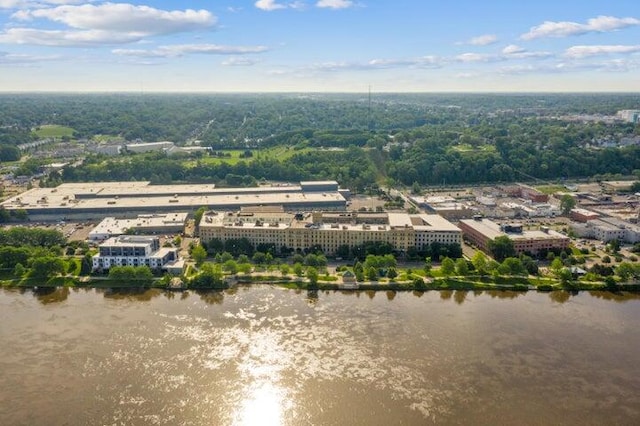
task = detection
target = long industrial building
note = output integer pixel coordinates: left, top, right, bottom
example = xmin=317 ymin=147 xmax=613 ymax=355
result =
xmin=459 ymin=217 xmax=570 ymax=255
xmin=0 ymin=180 xmax=348 ymax=221
xmin=198 ymin=208 xmax=461 ymax=255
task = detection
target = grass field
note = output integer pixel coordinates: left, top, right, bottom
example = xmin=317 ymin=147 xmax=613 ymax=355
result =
xmin=535 ymin=185 xmax=566 ymax=194
xmin=451 ymin=144 xmax=496 ymax=153
xmin=33 ymin=125 xmax=75 ymax=139
xmin=190 ymin=146 xmax=313 ymax=166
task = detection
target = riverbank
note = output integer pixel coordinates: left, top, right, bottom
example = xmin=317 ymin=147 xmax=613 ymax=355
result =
xmin=3 ymin=274 xmax=639 ymax=293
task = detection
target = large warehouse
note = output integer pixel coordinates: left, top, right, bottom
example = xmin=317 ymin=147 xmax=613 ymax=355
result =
xmin=199 ymin=208 xmax=461 ymax=256
xmin=459 ymin=217 xmax=570 ymax=255
xmin=0 ymin=180 xmax=348 ymax=221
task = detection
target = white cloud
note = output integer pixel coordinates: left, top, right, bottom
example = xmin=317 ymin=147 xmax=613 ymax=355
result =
xmin=521 ymin=15 xmax=640 ymax=40
xmin=255 ymin=0 xmax=287 ymax=11
xmin=316 ymin=0 xmax=353 ymax=9
xmin=501 ymin=44 xmax=552 ymax=59
xmin=455 ymin=52 xmax=496 ymax=63
xmin=0 ymin=27 xmax=144 ymax=46
xmin=112 ymin=44 xmax=269 ymax=58
xmin=222 ymin=57 xmax=260 ymax=66
xmin=502 ymin=44 xmax=525 ymax=55
xmin=13 ymin=3 xmax=216 ymax=35
xmin=0 ymin=0 xmax=86 ymax=8
xmin=255 ymin=0 xmax=308 ymax=11
xmin=468 ymin=34 xmax=498 ymax=46
xmin=0 ymin=51 xmax=61 ymax=65
xmin=565 ymin=44 xmax=640 ymax=58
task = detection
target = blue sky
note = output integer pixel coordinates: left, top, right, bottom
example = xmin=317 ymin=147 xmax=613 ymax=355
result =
xmin=0 ymin=0 xmax=639 ymax=92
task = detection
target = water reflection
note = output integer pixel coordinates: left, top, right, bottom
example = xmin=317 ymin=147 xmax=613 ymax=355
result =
xmin=98 ymin=288 xmax=162 ymax=301
xmin=233 ymin=381 xmax=287 ymax=426
xmin=196 ymin=289 xmax=225 ymax=305
xmin=33 ymin=286 xmax=70 ymax=304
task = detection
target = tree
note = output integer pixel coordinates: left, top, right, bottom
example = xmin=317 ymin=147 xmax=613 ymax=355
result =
xmin=387 ymin=267 xmax=398 ymax=280
xmin=191 ymin=244 xmax=207 ymax=266
xmin=560 ymin=194 xmax=577 ymax=215
xmin=14 ymin=263 xmax=26 ymax=278
xmin=424 ymin=257 xmax=432 ymax=274
xmin=455 ymin=258 xmax=469 ymax=276
xmin=193 ymin=206 xmax=207 ymax=229
xmin=471 ymin=251 xmax=487 ymax=275
xmin=80 ymin=254 xmax=93 ymax=275
xmin=223 ymin=259 xmax=238 ymax=274
xmin=501 ymin=257 xmax=527 ymax=276
xmin=440 ymin=257 xmax=455 ymax=276
xmin=280 ymin=263 xmax=290 ymax=277
xmin=306 ymin=266 xmax=319 ymax=288
xmin=293 ymin=262 xmax=304 ymax=277
xmin=488 ymin=236 xmax=516 ymax=262
xmin=29 ymin=256 xmax=65 ymax=279
xmin=366 ymin=266 xmax=378 ymax=281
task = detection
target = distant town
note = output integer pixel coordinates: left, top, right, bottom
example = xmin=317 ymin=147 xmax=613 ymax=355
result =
xmin=1 ymin=94 xmax=639 ymax=290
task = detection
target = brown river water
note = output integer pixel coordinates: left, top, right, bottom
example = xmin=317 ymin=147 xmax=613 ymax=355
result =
xmin=1 ymin=286 xmax=639 ymax=425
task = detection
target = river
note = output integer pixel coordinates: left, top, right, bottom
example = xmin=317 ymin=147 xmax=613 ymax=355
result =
xmin=1 ymin=286 xmax=639 ymax=425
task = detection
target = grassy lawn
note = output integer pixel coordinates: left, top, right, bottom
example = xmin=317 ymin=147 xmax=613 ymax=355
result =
xmin=451 ymin=144 xmax=497 ymax=153
xmin=33 ymin=125 xmax=76 ymax=139
xmin=187 ymin=146 xmax=313 ymax=166
xmin=535 ymin=185 xmax=566 ymax=195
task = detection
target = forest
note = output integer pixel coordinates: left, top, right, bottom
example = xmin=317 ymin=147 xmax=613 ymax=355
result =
xmin=1 ymin=93 xmax=639 ymax=190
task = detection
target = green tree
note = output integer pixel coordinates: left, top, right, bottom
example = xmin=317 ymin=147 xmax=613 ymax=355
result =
xmin=387 ymin=267 xmax=398 ymax=280
xmin=293 ymin=262 xmax=304 ymax=277
xmin=191 ymin=244 xmax=207 ymax=266
xmin=79 ymin=254 xmax=93 ymax=275
xmin=440 ymin=257 xmax=455 ymax=276
xmin=488 ymin=236 xmax=516 ymax=262
xmin=455 ymin=258 xmax=469 ymax=276
xmin=29 ymin=256 xmax=65 ymax=279
xmin=14 ymin=263 xmax=26 ymax=278
xmin=560 ymin=194 xmax=577 ymax=215
xmin=471 ymin=251 xmax=487 ymax=275
xmin=223 ymin=259 xmax=238 ymax=274
xmin=306 ymin=266 xmax=319 ymax=288
xmin=366 ymin=266 xmax=378 ymax=281
xmin=194 ymin=206 xmax=207 ymax=229
xmin=280 ymin=263 xmax=290 ymax=277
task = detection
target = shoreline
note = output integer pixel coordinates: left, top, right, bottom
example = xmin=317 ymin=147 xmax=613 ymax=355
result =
xmin=2 ymin=275 xmax=639 ymax=293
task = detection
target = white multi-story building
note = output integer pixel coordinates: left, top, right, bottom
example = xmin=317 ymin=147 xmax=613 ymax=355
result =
xmin=198 ymin=209 xmax=461 ymax=255
xmin=571 ymin=218 xmax=640 ymax=243
xmin=92 ymin=235 xmax=179 ymax=271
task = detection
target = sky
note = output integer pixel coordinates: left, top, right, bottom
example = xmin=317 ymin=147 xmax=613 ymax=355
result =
xmin=0 ymin=0 xmax=639 ymax=92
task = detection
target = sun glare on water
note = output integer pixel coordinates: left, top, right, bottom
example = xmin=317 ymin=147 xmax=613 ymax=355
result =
xmin=233 ymin=381 xmax=287 ymax=426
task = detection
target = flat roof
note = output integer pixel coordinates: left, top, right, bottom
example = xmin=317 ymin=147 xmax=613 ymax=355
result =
xmin=0 ymin=181 xmax=346 ymax=215
xmin=201 ymin=211 xmax=461 ymax=233
xmin=460 ymin=218 xmax=568 ymax=242
xmin=90 ymin=213 xmax=188 ymax=237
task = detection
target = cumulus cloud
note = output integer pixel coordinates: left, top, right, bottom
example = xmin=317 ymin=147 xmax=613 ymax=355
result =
xmin=316 ymin=0 xmax=353 ymax=9
xmin=565 ymin=44 xmax=640 ymax=58
xmin=468 ymin=34 xmax=498 ymax=46
xmin=521 ymin=15 xmax=640 ymax=40
xmin=13 ymin=3 xmax=216 ymax=35
xmin=112 ymin=44 xmax=269 ymax=58
xmin=255 ymin=0 xmax=287 ymax=11
xmin=501 ymin=44 xmax=552 ymax=59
